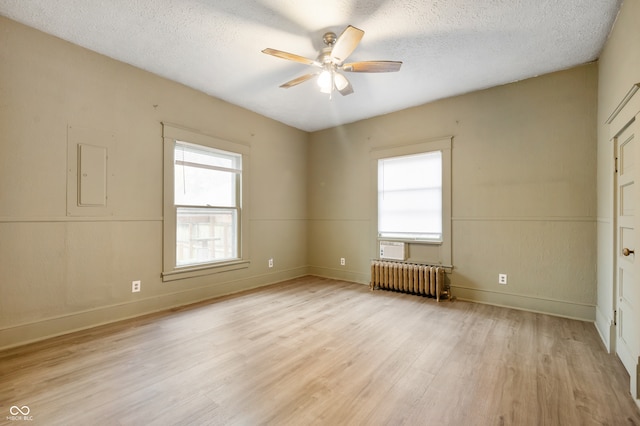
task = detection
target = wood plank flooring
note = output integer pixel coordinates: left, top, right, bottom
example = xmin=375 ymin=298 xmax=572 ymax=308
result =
xmin=1 ymin=276 xmax=639 ymax=425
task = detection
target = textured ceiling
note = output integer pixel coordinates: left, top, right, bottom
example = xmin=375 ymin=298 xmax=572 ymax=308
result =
xmin=0 ymin=0 xmax=622 ymax=132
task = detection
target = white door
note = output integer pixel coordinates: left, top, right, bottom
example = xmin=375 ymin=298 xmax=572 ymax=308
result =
xmin=615 ymin=118 xmax=639 ymax=399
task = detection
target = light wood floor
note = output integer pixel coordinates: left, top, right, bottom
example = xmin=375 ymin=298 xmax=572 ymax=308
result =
xmin=1 ymin=276 xmax=639 ymax=425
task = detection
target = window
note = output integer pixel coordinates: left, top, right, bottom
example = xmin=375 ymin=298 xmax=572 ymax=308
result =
xmin=378 ymin=151 xmax=442 ymax=241
xmin=370 ymin=136 xmax=452 ymax=266
xmin=162 ymin=123 xmax=250 ymax=281
xmin=174 ymin=142 xmax=241 ymax=266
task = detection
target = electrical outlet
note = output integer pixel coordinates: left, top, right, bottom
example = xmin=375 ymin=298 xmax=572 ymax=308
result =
xmin=340 ymin=257 xmax=346 ymax=266
xmin=132 ymin=280 xmax=141 ymax=293
xmin=268 ymin=258 xmax=274 ymax=268
xmin=498 ymin=274 xmax=507 ymax=285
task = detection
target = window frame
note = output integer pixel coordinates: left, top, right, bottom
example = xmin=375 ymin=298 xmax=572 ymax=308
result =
xmin=162 ymin=123 xmax=250 ymax=282
xmin=370 ymin=137 xmax=452 ymax=265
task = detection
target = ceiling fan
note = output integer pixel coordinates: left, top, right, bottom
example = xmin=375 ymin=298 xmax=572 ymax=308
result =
xmin=262 ymin=25 xmax=402 ymax=97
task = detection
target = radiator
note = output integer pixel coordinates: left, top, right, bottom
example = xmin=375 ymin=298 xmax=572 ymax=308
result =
xmin=370 ymin=260 xmax=447 ymax=301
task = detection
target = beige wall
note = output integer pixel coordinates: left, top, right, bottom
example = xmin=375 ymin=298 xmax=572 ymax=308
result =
xmin=596 ymin=0 xmax=640 ymax=351
xmin=0 ymin=17 xmax=309 ymax=349
xmin=309 ymin=64 xmax=598 ymax=320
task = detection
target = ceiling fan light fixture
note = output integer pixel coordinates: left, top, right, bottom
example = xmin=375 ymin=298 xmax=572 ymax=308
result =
xmin=334 ymin=72 xmax=349 ymax=91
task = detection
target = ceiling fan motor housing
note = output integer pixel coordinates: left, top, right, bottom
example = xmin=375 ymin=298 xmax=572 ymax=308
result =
xmin=323 ymin=32 xmax=337 ymax=46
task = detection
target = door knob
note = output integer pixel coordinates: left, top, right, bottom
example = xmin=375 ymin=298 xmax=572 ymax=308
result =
xmin=623 ymin=248 xmax=635 ymax=256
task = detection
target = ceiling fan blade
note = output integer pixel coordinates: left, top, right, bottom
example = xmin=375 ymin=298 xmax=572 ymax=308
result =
xmin=335 ymin=73 xmax=354 ymax=96
xmin=342 ymin=61 xmax=403 ymax=73
xmin=280 ymin=73 xmax=317 ymax=88
xmin=331 ymin=25 xmax=364 ymax=64
xmin=262 ymin=48 xmax=320 ymax=67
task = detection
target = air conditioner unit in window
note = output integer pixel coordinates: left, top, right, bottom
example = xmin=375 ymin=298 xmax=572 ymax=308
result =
xmin=379 ymin=241 xmax=407 ymax=261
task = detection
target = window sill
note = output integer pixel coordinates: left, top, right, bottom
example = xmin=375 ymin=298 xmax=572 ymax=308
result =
xmin=162 ymin=260 xmax=250 ymax=282
xmin=379 ymin=238 xmax=443 ymax=245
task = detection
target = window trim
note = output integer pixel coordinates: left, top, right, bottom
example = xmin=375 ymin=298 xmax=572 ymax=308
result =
xmin=162 ymin=123 xmax=250 ymax=282
xmin=370 ymin=137 xmax=452 ymax=265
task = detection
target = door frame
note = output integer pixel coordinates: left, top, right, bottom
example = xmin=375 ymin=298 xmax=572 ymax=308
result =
xmin=607 ymin=83 xmax=640 ymax=405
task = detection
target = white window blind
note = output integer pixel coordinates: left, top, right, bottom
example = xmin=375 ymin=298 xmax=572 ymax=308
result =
xmin=378 ymin=151 xmax=442 ymax=241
